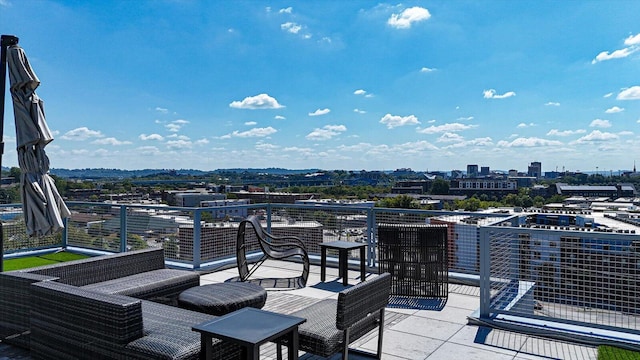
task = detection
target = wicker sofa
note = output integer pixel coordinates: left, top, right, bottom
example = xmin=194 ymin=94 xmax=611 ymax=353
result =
xmin=29 ymin=281 xmax=241 ymax=360
xmin=0 ymin=247 xmax=200 ymax=350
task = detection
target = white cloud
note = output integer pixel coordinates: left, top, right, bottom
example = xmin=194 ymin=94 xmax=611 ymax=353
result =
xmin=354 ymin=89 xmax=366 ymax=95
xmin=626 ymin=33 xmax=640 ymax=46
xmin=325 ymin=125 xmax=346 ymax=131
xmin=195 ymin=138 xmax=209 ymax=145
xmin=592 ymin=33 xmax=640 ymax=63
xmin=309 ymin=108 xmax=331 ymax=116
xmin=497 ymin=137 xmax=563 ymax=147
xmin=388 ymin=6 xmax=431 ymax=29
xmin=61 ymin=127 xmax=104 ymax=141
xmin=136 ymin=146 xmax=161 ymax=156
xmin=165 ymin=123 xmax=181 ymax=132
xmin=572 ymin=130 xmax=619 ymax=143
xmin=245 ymin=121 xmax=257 ymax=126
xmin=545 ymin=102 xmax=560 ymax=106
xmin=443 ymin=137 xmax=493 ymax=149
xmin=437 ymin=132 xmax=464 ymax=143
xmin=229 ymin=93 xmax=284 ymax=109
xmin=617 ymin=86 xmax=640 ymax=100
xmin=517 ymin=123 xmax=535 ymax=128
xmin=418 ymin=122 xmax=477 ymax=134
xmin=592 ymin=47 xmax=638 ymax=63
xmin=228 ymin=127 xmax=277 ymax=138
xmin=274 ymin=115 xmax=286 ymax=120
xmin=605 ymin=106 xmax=624 ymax=113
xmin=256 ymin=142 xmax=280 ymax=151
xmin=155 ymin=107 xmax=169 ymax=114
xmin=395 ymin=140 xmax=438 ymax=152
xmin=354 ymin=108 xmax=366 ymax=114
xmin=589 ymin=119 xmax=612 ymax=128
xmin=546 ymin=129 xmax=586 ymax=136
xmin=164 ymin=119 xmax=189 ymax=132
xmin=306 ymin=125 xmax=347 ymax=140
xmin=604 ymin=92 xmax=614 ymax=98
xmin=166 ymin=139 xmax=192 ymax=149
xmin=167 ymin=134 xmax=190 ymax=140
xmin=281 ymin=22 xmax=302 ymax=34
xmin=456 ymin=116 xmax=474 ymax=121
xmin=279 ymin=7 xmax=292 ymax=14
xmin=420 ymin=67 xmax=436 ymax=73
xmin=92 ymin=137 xmax=132 ymax=146
xmin=139 ymin=133 xmax=164 ymax=141
xmin=380 ymin=114 xmax=420 ymax=129
xmin=483 ymin=89 xmax=516 ymax=99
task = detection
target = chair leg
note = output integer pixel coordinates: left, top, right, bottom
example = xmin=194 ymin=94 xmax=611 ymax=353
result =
xmin=377 ymin=308 xmax=385 ymax=359
xmin=342 ymin=328 xmax=350 ymax=360
xmin=245 ymin=255 xmax=267 ymax=281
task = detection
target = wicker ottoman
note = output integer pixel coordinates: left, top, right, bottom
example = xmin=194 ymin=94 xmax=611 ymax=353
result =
xmin=177 ymin=282 xmax=267 ymax=316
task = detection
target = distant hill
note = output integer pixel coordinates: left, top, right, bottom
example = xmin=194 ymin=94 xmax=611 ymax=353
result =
xmin=212 ymin=168 xmax=320 ymax=175
xmin=48 ymin=168 xmax=209 ymax=179
xmin=33 ymin=167 xmax=322 ymax=179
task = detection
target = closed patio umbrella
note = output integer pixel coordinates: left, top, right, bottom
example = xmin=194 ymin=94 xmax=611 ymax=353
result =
xmin=5 ymin=39 xmax=70 ymax=239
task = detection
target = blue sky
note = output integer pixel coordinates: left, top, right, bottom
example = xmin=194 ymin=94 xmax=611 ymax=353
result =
xmin=1 ymin=1 xmax=639 ymax=173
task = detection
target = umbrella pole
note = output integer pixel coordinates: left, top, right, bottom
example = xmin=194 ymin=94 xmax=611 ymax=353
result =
xmin=0 ymin=35 xmax=19 ymax=272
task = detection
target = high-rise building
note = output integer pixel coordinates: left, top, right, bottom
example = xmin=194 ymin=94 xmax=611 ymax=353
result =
xmin=467 ymin=164 xmax=478 ymax=178
xmin=528 ymin=161 xmax=542 ymax=179
xmin=480 ymin=166 xmax=490 ymax=176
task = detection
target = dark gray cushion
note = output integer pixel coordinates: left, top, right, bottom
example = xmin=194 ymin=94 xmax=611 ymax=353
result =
xmin=178 ymin=282 xmax=267 ymax=315
xmin=82 ymin=269 xmax=200 ymax=300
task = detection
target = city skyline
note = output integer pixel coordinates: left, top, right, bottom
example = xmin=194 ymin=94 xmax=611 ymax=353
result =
xmin=1 ymin=1 xmax=639 ymax=172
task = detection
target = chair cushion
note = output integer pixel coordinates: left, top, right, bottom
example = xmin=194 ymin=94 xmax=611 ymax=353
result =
xmin=177 ymin=282 xmax=267 ymax=315
xmin=291 ymin=298 xmax=383 ymax=357
xmin=125 ymin=300 xmax=241 ymax=360
xmin=290 ymin=299 xmax=342 ymax=357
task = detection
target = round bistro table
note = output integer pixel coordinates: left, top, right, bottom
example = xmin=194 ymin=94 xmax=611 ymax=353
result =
xmin=178 ymin=282 xmax=267 ymax=316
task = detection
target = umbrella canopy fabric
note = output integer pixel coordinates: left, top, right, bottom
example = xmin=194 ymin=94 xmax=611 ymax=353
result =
xmin=8 ymin=45 xmax=70 ymax=237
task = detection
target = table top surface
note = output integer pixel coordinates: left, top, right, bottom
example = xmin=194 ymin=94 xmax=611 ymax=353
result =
xmin=320 ymin=240 xmax=367 ymax=250
xmin=192 ymin=307 xmax=305 ymax=345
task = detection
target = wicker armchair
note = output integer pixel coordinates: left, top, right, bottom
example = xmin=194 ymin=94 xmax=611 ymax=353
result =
xmin=289 ymin=273 xmax=392 ymax=360
xmin=236 ymin=215 xmax=309 ymax=286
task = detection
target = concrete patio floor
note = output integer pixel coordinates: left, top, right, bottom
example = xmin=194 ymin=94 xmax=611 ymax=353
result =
xmin=201 ymin=260 xmax=598 ymax=360
xmin=1 ymin=260 xmax=599 ymax=360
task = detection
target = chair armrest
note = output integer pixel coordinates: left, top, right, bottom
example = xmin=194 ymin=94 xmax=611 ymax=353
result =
xmin=0 ymin=272 xmax=60 ymax=342
xmin=336 ymin=273 xmax=391 ymax=330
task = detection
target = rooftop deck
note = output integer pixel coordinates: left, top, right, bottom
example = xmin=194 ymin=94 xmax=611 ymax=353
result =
xmin=0 ymin=260 xmax=599 ymax=360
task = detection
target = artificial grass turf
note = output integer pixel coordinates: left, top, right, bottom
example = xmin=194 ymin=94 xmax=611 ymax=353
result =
xmin=2 ymin=251 xmax=89 ymax=271
xmin=598 ymin=345 xmax=640 ymax=360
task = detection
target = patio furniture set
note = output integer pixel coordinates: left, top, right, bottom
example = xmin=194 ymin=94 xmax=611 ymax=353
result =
xmin=0 ymin=216 xmax=446 ymax=360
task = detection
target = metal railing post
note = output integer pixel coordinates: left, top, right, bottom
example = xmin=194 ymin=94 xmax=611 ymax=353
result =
xmin=266 ymin=203 xmax=272 ymax=232
xmin=119 ymin=205 xmax=127 ymax=253
xmin=368 ymin=208 xmax=376 ymax=267
xmin=478 ymin=226 xmax=491 ymax=319
xmin=193 ymin=209 xmax=202 ymax=270
xmin=62 ymin=216 xmax=68 ymax=248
